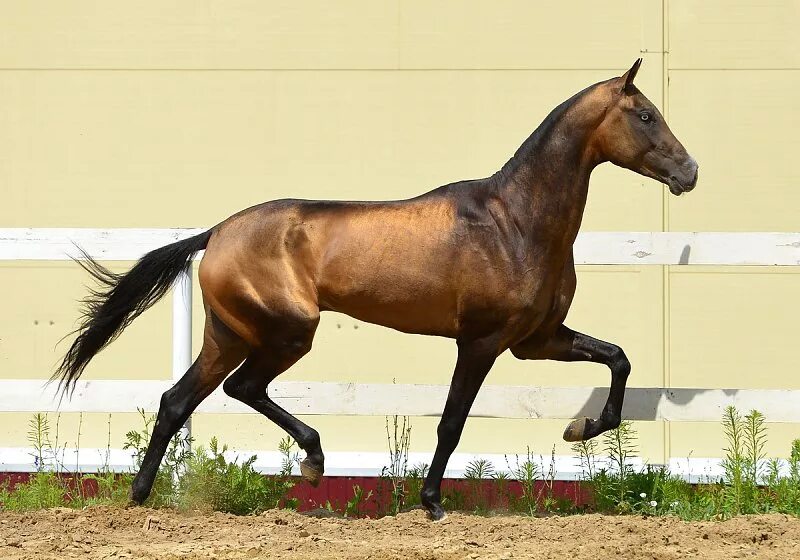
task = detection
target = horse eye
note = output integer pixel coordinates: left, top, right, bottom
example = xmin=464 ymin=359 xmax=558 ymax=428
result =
xmin=640 ymin=112 xmax=651 ymax=122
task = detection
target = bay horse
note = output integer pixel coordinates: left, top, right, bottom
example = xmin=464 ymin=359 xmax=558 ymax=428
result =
xmin=54 ymin=59 xmax=697 ymax=520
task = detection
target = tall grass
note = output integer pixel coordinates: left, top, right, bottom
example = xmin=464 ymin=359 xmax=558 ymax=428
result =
xmin=571 ymin=407 xmax=800 ymax=519
xmin=0 ymin=413 xmax=131 ymax=510
xmin=378 ymin=414 xmax=413 ymax=515
xmin=178 ymin=436 xmax=297 ymax=514
xmin=504 ymin=447 xmax=539 ymax=515
xmin=0 ymin=409 xmax=299 ymax=514
xmin=2 ymin=406 xmax=799 ymax=519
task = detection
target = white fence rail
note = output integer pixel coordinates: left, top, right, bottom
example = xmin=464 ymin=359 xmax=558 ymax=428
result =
xmin=3 ymin=379 xmax=800 ymax=423
xmin=2 ymin=228 xmax=799 ymax=265
xmin=0 ymin=228 xmax=798 ymax=476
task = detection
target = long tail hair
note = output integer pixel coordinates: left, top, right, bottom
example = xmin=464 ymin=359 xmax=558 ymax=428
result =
xmin=52 ymin=230 xmax=213 ymax=396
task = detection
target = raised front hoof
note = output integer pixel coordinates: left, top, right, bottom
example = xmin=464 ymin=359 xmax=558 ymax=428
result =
xmin=562 ymin=417 xmax=592 ymax=442
xmin=300 ymin=458 xmax=324 ymax=487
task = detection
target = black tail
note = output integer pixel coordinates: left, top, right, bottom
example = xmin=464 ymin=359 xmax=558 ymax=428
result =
xmin=52 ymin=230 xmax=213 ymax=397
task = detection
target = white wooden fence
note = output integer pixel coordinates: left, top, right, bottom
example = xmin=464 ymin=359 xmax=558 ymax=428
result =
xmin=0 ymin=228 xmax=798 ymax=478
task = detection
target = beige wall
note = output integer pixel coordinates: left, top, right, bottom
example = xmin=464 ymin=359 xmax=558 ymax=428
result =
xmin=1 ymin=1 xmax=798 ymax=465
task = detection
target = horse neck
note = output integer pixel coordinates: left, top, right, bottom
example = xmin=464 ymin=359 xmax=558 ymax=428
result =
xmin=494 ymin=102 xmax=604 ymax=246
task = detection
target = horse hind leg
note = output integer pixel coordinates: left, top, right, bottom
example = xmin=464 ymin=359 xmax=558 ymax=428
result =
xmin=130 ymin=309 xmax=248 ymax=504
xmin=222 ymin=314 xmax=325 ymax=486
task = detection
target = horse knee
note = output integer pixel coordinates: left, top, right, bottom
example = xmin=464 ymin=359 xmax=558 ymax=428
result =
xmin=608 ymin=345 xmax=631 ymax=377
xmin=436 ymin=417 xmax=463 ymax=449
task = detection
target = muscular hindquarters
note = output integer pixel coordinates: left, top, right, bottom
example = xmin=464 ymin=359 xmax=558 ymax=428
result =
xmin=200 ymin=198 xmax=461 ymax=339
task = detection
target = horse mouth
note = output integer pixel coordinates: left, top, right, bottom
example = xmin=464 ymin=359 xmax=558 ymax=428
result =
xmin=668 ymin=179 xmax=686 ymax=196
xmin=666 ymin=171 xmax=698 ymax=196
xmin=639 ymin=165 xmax=698 ymax=196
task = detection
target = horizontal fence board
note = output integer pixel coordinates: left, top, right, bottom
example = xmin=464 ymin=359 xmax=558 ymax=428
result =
xmin=0 ymin=228 xmax=205 ymax=261
xmin=573 ymin=231 xmax=800 ymax=266
xmin=2 ymin=380 xmax=799 ymax=422
xmin=1 ymin=229 xmax=799 ymax=265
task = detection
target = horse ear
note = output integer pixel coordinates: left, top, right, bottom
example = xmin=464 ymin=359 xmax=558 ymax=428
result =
xmin=620 ymin=58 xmax=643 ymax=93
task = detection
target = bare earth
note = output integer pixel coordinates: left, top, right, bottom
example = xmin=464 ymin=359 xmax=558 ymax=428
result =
xmin=1 ymin=507 xmax=799 ymax=560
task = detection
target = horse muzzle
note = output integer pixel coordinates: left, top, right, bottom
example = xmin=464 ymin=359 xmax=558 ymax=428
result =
xmin=666 ymin=157 xmax=699 ymax=196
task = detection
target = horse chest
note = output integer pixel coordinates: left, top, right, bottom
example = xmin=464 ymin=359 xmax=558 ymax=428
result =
xmin=469 ymin=255 xmax=575 ymax=336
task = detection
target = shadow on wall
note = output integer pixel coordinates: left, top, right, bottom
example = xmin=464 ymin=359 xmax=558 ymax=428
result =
xmin=573 ymin=386 xmax=742 ymax=422
xmin=679 ymin=244 xmax=691 ymax=265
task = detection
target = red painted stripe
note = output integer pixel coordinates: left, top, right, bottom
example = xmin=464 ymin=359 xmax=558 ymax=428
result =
xmin=0 ymin=472 xmax=590 ymax=515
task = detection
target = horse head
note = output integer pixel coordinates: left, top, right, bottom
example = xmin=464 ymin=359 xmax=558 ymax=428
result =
xmin=590 ymin=59 xmax=698 ymax=196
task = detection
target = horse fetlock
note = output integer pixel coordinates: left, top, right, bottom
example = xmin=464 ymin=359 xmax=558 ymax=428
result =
xmin=602 ymin=413 xmax=622 ymax=431
xmin=129 ymin=479 xmax=152 ymax=505
xmin=299 ymin=429 xmax=322 ymax=453
xmin=420 ymin=487 xmax=440 ymax=508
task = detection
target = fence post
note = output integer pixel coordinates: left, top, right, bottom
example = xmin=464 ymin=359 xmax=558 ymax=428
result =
xmin=172 ymin=267 xmax=193 ymax=456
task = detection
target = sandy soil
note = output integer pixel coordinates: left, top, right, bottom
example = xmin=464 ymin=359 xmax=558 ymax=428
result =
xmin=1 ymin=507 xmax=799 ymax=560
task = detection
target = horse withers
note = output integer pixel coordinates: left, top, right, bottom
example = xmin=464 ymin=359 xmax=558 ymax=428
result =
xmin=54 ymin=59 xmax=697 ymax=521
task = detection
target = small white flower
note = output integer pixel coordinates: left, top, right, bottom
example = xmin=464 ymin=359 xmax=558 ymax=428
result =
xmin=649 ymin=500 xmax=658 ymax=508
xmin=639 ymin=492 xmax=647 ymax=499
xmin=671 ymin=501 xmax=680 ymax=508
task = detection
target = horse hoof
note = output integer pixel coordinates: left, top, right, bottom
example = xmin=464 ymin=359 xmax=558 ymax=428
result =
xmin=562 ymin=417 xmax=590 ymax=442
xmin=428 ymin=504 xmax=447 ymax=523
xmin=128 ymin=488 xmax=147 ymax=506
xmin=300 ymin=458 xmax=323 ymax=487
xmin=127 ymin=495 xmax=145 ymax=508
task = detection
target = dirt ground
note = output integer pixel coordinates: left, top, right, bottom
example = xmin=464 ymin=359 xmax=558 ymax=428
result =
xmin=1 ymin=507 xmax=799 ymax=560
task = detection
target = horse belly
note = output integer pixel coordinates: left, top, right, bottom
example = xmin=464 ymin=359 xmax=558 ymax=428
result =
xmin=318 ymin=264 xmax=460 ymax=337
xmin=327 ymin=293 xmax=458 ymax=337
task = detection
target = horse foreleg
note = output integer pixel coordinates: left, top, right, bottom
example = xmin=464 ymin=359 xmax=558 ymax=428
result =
xmin=511 ymin=324 xmax=631 ymax=442
xmin=421 ymin=339 xmax=497 ymax=521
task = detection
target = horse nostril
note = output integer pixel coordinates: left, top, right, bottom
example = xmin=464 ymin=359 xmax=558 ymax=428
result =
xmin=684 ymin=165 xmax=699 ymax=190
